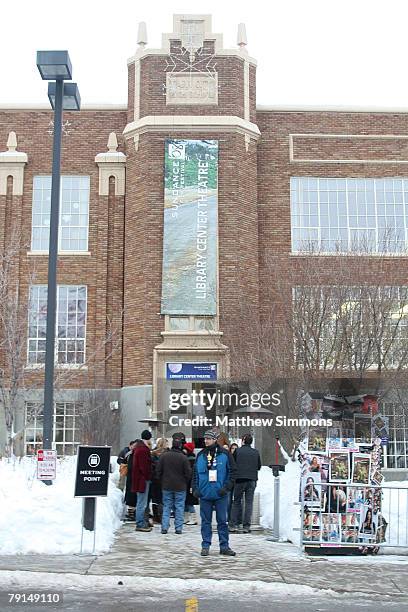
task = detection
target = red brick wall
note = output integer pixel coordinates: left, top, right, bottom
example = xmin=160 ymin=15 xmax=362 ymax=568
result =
xmin=137 ymin=44 xmax=247 ymax=119
xmin=256 ymin=110 xmax=408 ymax=329
xmin=0 ymin=109 xmax=127 ymax=390
xmin=5 ymin=63 xmax=408 ymax=393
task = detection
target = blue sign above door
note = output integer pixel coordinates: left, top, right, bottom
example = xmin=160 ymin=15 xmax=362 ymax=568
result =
xmin=166 ymin=362 xmax=218 ymax=380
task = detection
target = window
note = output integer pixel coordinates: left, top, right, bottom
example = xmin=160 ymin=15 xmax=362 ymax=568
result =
xmin=24 ymin=402 xmax=81 ymax=456
xmin=169 ymin=316 xmax=190 ymax=331
xmin=24 ymin=402 xmax=43 ymax=455
xmin=291 ymin=177 xmax=408 ymax=253
xmin=31 ymin=175 xmax=90 ymax=252
xmin=382 ymin=403 xmax=408 ymax=469
xmin=54 ymin=402 xmax=81 ymax=456
xmin=194 ymin=317 xmax=215 ymax=331
xmin=167 ymin=315 xmax=216 ymax=332
xmin=28 ymin=285 xmax=87 ymax=365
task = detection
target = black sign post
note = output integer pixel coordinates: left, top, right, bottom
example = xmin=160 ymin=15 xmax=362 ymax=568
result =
xmin=74 ymin=446 xmax=111 ymax=553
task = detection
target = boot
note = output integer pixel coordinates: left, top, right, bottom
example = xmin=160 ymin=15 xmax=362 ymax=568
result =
xmin=220 ymin=547 xmax=236 ymax=556
xmin=186 ymin=512 xmax=198 ymax=525
xmin=184 ymin=512 xmax=190 ymax=524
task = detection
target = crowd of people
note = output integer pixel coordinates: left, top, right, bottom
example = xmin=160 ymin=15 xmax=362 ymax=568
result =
xmin=117 ymin=430 xmax=262 ymax=556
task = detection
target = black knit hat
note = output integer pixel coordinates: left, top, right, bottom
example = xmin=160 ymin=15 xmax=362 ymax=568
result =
xmin=141 ymin=429 xmax=152 ymax=440
xmin=172 ymin=431 xmax=186 ymax=442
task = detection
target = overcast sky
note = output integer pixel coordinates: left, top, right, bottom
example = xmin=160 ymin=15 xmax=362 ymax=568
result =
xmin=1 ymin=0 xmax=408 ymax=108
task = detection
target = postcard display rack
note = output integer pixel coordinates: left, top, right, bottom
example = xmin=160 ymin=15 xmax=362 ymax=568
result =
xmin=299 ymin=394 xmax=388 ymax=553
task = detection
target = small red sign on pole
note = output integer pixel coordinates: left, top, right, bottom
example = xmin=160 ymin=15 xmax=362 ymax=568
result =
xmin=37 ymin=449 xmax=57 ymax=480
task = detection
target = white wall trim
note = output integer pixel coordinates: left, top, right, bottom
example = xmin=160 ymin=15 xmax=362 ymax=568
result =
xmin=27 ymin=251 xmax=92 ymax=256
xmin=257 ymin=104 xmax=408 ymax=114
xmin=123 ymin=115 xmax=261 ymax=142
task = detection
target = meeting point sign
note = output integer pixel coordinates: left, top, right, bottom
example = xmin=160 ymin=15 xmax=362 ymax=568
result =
xmin=74 ymin=446 xmax=111 ymax=497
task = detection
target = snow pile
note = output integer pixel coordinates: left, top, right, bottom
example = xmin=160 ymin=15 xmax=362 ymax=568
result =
xmin=256 ymin=459 xmax=301 ymax=544
xmin=0 ymin=571 xmax=335 ymax=598
xmin=382 ymin=480 xmax=408 ymax=547
xmin=0 ymin=457 xmax=123 ymax=555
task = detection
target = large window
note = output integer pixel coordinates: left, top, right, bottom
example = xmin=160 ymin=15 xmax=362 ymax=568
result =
xmin=28 ymin=285 xmax=87 ymax=365
xmin=291 ymin=177 xmax=408 ymax=253
xmin=31 ymin=175 xmax=90 ymax=252
xmin=24 ymin=402 xmax=81 ymax=456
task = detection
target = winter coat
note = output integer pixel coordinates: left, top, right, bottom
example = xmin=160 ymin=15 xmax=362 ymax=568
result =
xmin=185 ymin=451 xmax=199 ymax=506
xmin=192 ymin=444 xmax=237 ymax=501
xmin=150 ymin=448 xmax=168 ymax=505
xmin=117 ymin=446 xmax=130 ymax=465
xmin=234 ymin=444 xmax=262 ymax=481
xmin=156 ymin=448 xmax=192 ymax=492
xmin=124 ymin=450 xmax=137 ymax=507
xmin=131 ymin=443 xmax=152 ymax=494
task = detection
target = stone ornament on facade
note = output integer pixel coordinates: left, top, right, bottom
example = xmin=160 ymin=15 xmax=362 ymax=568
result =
xmin=47 ymin=119 xmax=73 ymax=137
xmin=165 ymin=72 xmax=218 ymax=105
xmin=164 ymin=18 xmax=218 ymax=105
xmin=95 ymin=132 xmax=126 ymax=196
xmin=0 ymin=131 xmax=28 ymax=196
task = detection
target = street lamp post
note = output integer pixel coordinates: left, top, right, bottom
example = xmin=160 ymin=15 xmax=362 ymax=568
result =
xmin=36 ymin=51 xmax=80 ymax=469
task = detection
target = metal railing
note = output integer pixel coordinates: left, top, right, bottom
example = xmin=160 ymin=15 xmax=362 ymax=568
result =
xmin=301 ymin=482 xmax=408 ymax=548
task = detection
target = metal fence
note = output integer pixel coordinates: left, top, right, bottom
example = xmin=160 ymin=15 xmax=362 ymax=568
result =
xmin=301 ymin=482 xmax=408 ymax=548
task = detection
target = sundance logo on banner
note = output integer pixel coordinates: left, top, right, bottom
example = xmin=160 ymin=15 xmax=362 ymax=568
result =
xmin=168 ymin=141 xmax=186 ymax=160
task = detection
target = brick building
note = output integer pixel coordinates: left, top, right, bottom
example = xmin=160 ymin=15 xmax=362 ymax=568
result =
xmin=0 ymin=14 xmax=407 ymax=477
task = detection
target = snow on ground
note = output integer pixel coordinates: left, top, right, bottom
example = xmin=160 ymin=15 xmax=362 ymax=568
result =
xmin=0 ymin=457 xmax=123 ymax=555
xmin=256 ymin=459 xmax=301 ymax=544
xmin=0 ymin=570 xmax=335 ymax=598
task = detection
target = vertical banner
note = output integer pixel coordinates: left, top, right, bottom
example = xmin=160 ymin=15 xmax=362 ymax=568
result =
xmin=161 ymin=139 xmax=218 ymax=314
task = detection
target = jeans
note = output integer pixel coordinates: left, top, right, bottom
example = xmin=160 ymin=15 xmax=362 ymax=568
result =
xmin=200 ymin=495 xmax=229 ymax=550
xmin=135 ymin=481 xmax=151 ymax=528
xmin=162 ymin=490 xmax=187 ymax=531
xmin=230 ymin=480 xmax=256 ymax=529
xmin=185 ymin=504 xmax=196 ymax=513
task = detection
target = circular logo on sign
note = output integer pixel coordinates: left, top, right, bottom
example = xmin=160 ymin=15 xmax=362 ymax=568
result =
xmin=88 ymin=454 xmax=100 ymax=468
xmin=168 ymin=363 xmax=183 ymax=374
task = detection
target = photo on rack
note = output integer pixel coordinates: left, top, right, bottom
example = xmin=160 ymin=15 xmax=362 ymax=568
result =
xmin=354 ymin=414 xmax=372 ymax=445
xmin=301 ymin=472 xmax=322 ymax=508
xmin=359 ymin=505 xmax=375 ymax=542
xmin=352 ymin=453 xmax=371 ymax=485
xmin=307 ymin=425 xmax=328 ymax=453
xmin=328 ymin=423 xmax=342 ymax=450
xmin=329 ymin=451 xmax=350 ymax=482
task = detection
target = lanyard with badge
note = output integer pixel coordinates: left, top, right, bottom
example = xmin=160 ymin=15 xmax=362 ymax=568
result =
xmin=207 ymin=447 xmax=218 ymax=482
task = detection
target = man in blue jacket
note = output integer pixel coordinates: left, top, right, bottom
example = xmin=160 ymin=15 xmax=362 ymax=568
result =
xmin=192 ymin=431 xmax=237 ymax=557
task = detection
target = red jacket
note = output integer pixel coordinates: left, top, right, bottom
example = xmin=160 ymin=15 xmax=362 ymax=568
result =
xmin=131 ymin=443 xmax=152 ymax=493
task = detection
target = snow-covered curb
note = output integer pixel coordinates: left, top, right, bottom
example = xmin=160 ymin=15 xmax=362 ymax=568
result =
xmin=0 ymin=457 xmax=123 ymax=555
xmin=0 ymin=570 xmax=336 ymax=597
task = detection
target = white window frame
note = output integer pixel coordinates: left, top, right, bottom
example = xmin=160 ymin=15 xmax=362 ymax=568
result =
xmin=27 ymin=285 xmax=87 ymax=367
xmin=291 ymin=177 xmax=408 ymax=254
xmin=31 ymin=175 xmax=90 ymax=253
xmin=165 ymin=315 xmax=217 ymax=332
xmin=382 ymin=403 xmax=408 ymax=470
xmin=24 ymin=401 xmax=81 ymax=456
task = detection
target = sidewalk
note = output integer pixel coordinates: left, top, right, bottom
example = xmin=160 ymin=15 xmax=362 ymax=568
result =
xmin=1 ymin=523 xmax=408 ymax=596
